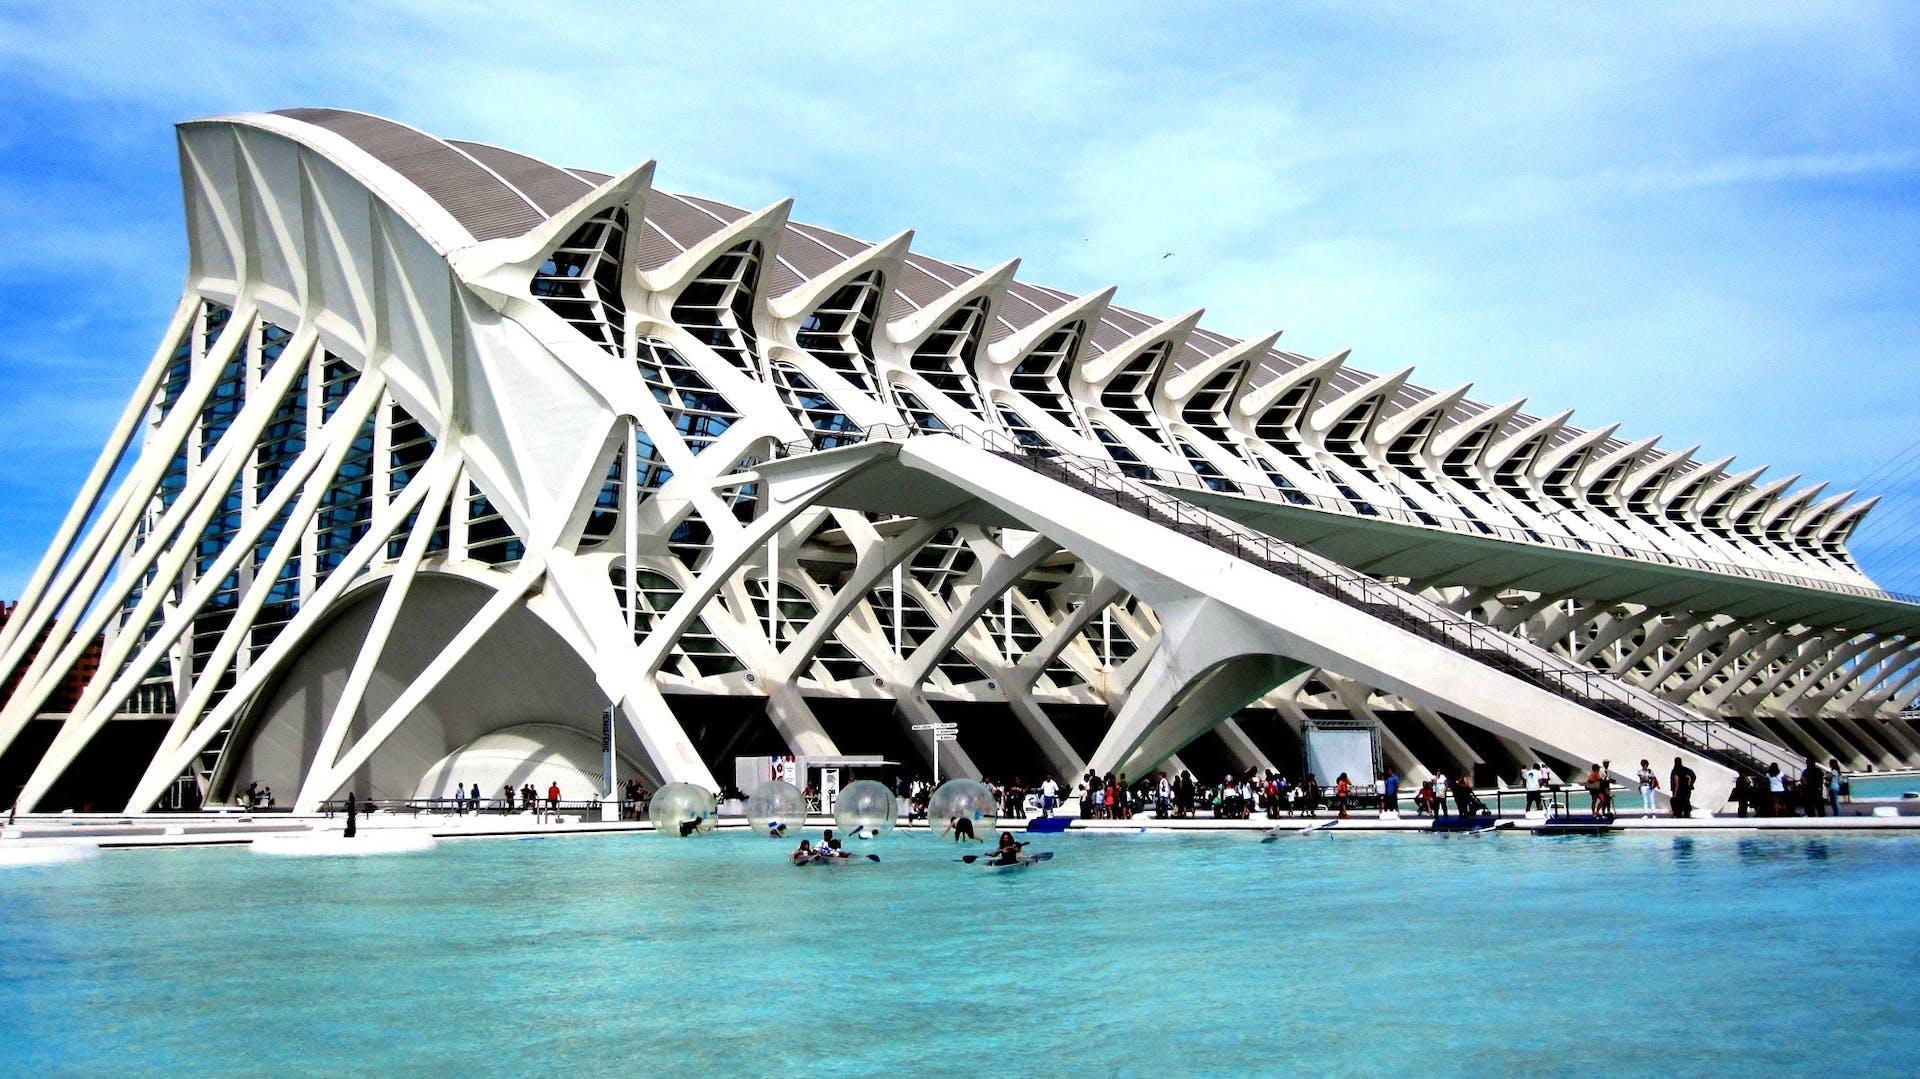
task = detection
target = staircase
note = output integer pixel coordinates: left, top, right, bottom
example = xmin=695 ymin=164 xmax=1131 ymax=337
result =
xmin=783 ymin=425 xmax=1803 ymax=779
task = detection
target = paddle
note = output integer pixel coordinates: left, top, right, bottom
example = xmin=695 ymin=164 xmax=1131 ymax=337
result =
xmin=959 ymin=850 xmax=1051 ymax=865
xmin=1262 ymin=819 xmax=1336 ymax=843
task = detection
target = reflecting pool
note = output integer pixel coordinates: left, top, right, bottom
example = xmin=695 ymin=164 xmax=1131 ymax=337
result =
xmin=3 ymin=829 xmax=1918 ymax=1074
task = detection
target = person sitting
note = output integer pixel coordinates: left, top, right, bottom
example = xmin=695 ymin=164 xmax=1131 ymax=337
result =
xmin=987 ymin=830 xmax=1025 ymax=867
xmin=792 ymin=839 xmax=821 ymax=866
xmin=767 ymin=820 xmax=788 ymax=839
xmin=819 ymin=828 xmax=848 ymax=856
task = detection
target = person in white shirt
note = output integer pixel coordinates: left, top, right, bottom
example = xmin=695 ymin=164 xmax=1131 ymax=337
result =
xmin=1636 ymin=760 xmax=1658 ymax=813
xmin=1523 ymin=765 xmax=1542 ymax=813
xmin=1039 ymin=776 xmax=1059 ymax=818
xmin=1432 ymin=772 xmax=1449 ymax=816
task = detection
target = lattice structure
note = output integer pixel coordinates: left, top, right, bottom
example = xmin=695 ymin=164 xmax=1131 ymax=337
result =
xmin=3 ymin=107 xmax=1919 ymax=816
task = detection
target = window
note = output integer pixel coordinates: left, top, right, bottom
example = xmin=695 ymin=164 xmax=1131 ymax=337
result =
xmin=891 ymin=387 xmax=949 ymax=434
xmin=771 ymin=360 xmax=860 ymax=448
xmin=1099 ymin=342 xmax=1168 ymax=447
xmin=996 ymin=404 xmax=1050 ymax=450
xmin=1180 ymin=363 xmax=1241 ymax=446
xmin=1253 ymin=380 xmax=1319 ymax=472
xmin=531 ymin=208 xmax=628 ymax=355
xmin=671 ymin=241 xmax=761 ymax=373
xmin=466 ymin=481 xmax=524 ymax=566
xmin=1177 ymin=436 xmax=1238 ymax=493
xmin=1090 ymin=422 xmax=1153 ymax=481
xmin=198 ymin=322 xmax=252 ymax=460
xmin=909 ymin=298 xmax=988 ymax=417
xmin=909 ymin=528 xmax=976 ymax=596
xmin=636 ymin=337 xmax=738 ymax=454
xmin=316 ymin=412 xmax=377 ymax=574
xmin=1008 ymin=321 xmax=1084 ymax=432
xmin=797 ymin=272 xmax=883 ymax=396
xmin=254 ymin=362 xmax=306 ymax=500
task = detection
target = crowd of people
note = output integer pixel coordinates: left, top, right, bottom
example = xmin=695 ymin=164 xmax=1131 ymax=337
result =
xmin=398 ymin=754 xmax=1858 ymax=828
xmin=1731 ymin=758 xmax=1848 ymax=818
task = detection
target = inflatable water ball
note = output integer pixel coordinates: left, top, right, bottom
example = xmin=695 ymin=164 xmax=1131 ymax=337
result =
xmin=927 ymin=778 xmax=997 ymax=840
xmin=648 ymin=782 xmax=717 ymax=837
xmin=745 ymin=780 xmax=807 ymax=837
xmin=831 ymin=779 xmax=897 ymax=838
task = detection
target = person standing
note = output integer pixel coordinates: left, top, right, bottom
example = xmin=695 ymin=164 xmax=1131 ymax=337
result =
xmin=1584 ymin=764 xmax=1608 ymax=817
xmin=547 ymin=781 xmax=561 ymax=811
xmin=1039 ymin=775 xmax=1058 ymax=818
xmin=1828 ymin=759 xmax=1844 ymax=817
xmin=1765 ymin=763 xmax=1786 ymax=817
xmin=1381 ymin=769 xmax=1400 ymax=816
xmin=1432 ymin=772 xmax=1449 ymax=817
xmin=1669 ymin=757 xmax=1697 ymax=819
xmin=344 ymin=791 xmax=358 ymax=838
xmin=1636 ymin=760 xmax=1658 ymax=814
xmin=1523 ymin=763 xmax=1542 ymax=813
xmin=1801 ymin=761 xmax=1826 ymax=817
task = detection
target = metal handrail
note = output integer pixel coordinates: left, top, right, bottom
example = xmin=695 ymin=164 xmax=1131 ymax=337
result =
xmin=785 ymin=425 xmax=1911 ymax=605
xmin=1138 ymin=460 xmax=1911 ymax=604
xmin=775 ymin=424 xmax=1801 ymax=775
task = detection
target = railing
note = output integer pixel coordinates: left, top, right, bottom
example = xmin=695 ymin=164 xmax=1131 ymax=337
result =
xmin=318 ymin=796 xmax=646 ymax=819
xmin=1141 ymin=448 xmax=1911 ymax=605
xmin=789 ymin=425 xmax=1916 ymax=606
xmin=777 ymin=424 xmax=1803 ymax=776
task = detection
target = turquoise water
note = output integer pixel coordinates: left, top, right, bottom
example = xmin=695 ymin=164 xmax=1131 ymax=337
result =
xmin=1843 ymin=774 xmax=1920 ymax=801
xmin=4 ymin=830 xmax=1920 ymax=1075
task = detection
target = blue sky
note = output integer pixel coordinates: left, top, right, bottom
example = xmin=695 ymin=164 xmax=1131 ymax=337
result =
xmin=2 ymin=2 xmax=1918 ymax=594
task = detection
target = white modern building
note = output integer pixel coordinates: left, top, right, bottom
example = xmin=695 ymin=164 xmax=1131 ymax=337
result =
xmin=2 ymin=108 xmax=1916 ymax=815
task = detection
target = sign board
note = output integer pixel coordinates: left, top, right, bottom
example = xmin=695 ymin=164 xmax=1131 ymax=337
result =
xmin=821 ymin=767 xmax=841 ymax=810
xmin=601 ymin=706 xmax=615 ymax=798
xmin=935 ymin=734 xmax=958 ymax=742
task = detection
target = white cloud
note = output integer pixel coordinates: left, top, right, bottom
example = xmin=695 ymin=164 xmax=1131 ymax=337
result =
xmin=2 ymin=1 xmax=1920 ymax=581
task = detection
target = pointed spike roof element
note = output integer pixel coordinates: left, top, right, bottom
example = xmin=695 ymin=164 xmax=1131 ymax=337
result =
xmin=1161 ymin=330 xmax=1281 ymax=404
xmin=986 ymin=285 xmax=1118 ymax=369
xmin=1238 ymin=349 xmax=1347 ymax=420
xmin=1374 ymin=381 xmax=1473 ymax=448
xmin=768 ymin=228 xmax=913 ymax=321
xmin=884 ymin=257 xmax=1020 ymax=348
xmin=1485 ymin=408 xmax=1575 ymax=472
xmin=638 ymin=197 xmax=794 ymax=294
xmin=1079 ymin=308 xmax=1206 ymax=388
xmin=447 ymin=160 xmax=656 ymax=306
xmin=1308 ymin=365 xmax=1414 ymax=436
xmin=1430 ymin=396 xmax=1526 ymax=460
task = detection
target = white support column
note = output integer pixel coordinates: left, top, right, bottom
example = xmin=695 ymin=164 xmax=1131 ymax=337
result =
xmin=292 ymin=452 xmax=461 ymax=812
xmin=0 ymin=302 xmax=259 ymax=689
xmin=138 ymin=374 xmax=388 ymax=773
xmin=18 ymin=372 xmax=387 ymax=805
xmin=123 ymin=426 xmax=465 ymax=811
xmin=0 ymin=317 xmax=309 ymax=756
xmin=0 ymin=294 xmax=196 ymax=664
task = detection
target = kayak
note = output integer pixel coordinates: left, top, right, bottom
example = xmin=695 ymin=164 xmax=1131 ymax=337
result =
xmin=980 ymin=851 xmax=1054 ymax=872
xmin=793 ymin=853 xmax=879 ymax=867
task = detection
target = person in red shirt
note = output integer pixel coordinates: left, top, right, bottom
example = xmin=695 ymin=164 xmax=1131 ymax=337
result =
xmin=547 ymin=781 xmax=560 ymax=810
xmin=1335 ymin=773 xmax=1351 ymax=818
